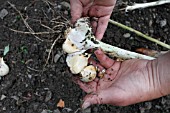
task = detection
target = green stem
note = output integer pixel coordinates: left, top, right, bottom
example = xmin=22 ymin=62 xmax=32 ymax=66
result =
xmin=109 ymin=19 xmax=170 ymax=49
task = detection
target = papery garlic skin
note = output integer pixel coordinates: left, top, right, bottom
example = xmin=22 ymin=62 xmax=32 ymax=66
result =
xmin=0 ymin=57 xmax=9 ymax=76
xmin=66 ymin=53 xmax=91 ymax=74
xmin=80 ymin=65 xmax=96 ymax=82
xmin=65 ymin=18 xmax=99 ymax=51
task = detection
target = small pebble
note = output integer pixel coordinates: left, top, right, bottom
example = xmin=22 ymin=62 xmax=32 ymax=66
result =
xmin=53 ymin=109 xmax=61 ymax=113
xmin=62 ymin=108 xmax=72 ymax=112
xmin=2 ymin=107 xmax=6 ymax=110
xmin=1 ymin=94 xmax=6 ymax=100
xmin=160 ymin=19 xmax=167 ymax=27
xmin=41 ymin=110 xmax=48 ymax=113
xmin=155 ymin=105 xmax=161 ymax=109
xmin=45 ymin=91 xmax=52 ymax=102
xmin=139 ymin=107 xmax=145 ymax=113
xmin=145 ymin=102 xmax=152 ymax=110
xmin=123 ymin=33 xmax=131 ymax=38
xmin=64 ymin=10 xmax=68 ymax=15
xmin=0 ymin=9 xmax=8 ymax=19
xmin=11 ymin=95 xmax=19 ymax=101
xmin=54 ymin=53 xmax=62 ymax=63
xmin=28 ymin=74 xmax=32 ymax=79
xmin=92 ymin=107 xmax=98 ymax=112
xmin=82 ymin=108 xmax=91 ymax=113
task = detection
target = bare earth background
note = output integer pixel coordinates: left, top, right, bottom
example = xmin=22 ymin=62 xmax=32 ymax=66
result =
xmin=0 ymin=0 xmax=170 ymax=113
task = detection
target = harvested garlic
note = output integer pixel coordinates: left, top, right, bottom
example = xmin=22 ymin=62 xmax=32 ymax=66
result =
xmin=65 ymin=17 xmax=154 ymax=60
xmin=80 ymin=65 xmax=96 ymax=82
xmin=66 ymin=53 xmax=91 ymax=74
xmin=0 ymin=57 xmax=9 ymax=76
xmin=63 ymin=17 xmax=154 ymax=82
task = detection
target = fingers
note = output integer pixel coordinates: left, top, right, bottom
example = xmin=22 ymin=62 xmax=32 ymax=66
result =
xmin=88 ymin=58 xmax=104 ymax=71
xmin=95 ymin=15 xmax=110 ymax=40
xmin=88 ymin=5 xmax=114 ymax=18
xmin=70 ymin=0 xmax=83 ymax=23
xmin=72 ymin=76 xmax=98 ymax=93
xmin=88 ymin=5 xmax=113 ymax=40
xmin=82 ymin=87 xmax=123 ymax=109
xmin=82 ymin=93 xmax=101 ymax=109
xmin=91 ymin=20 xmax=97 ymax=34
xmin=94 ymin=49 xmax=115 ymax=68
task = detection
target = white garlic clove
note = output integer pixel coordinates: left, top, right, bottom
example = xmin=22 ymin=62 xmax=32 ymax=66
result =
xmin=66 ymin=53 xmax=91 ymax=74
xmin=80 ymin=65 xmax=96 ymax=82
xmin=62 ymin=38 xmax=80 ymax=53
xmin=0 ymin=57 xmax=9 ymax=76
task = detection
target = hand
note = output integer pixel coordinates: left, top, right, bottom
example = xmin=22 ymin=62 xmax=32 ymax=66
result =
xmin=74 ymin=49 xmax=166 ymax=109
xmin=70 ymin=0 xmax=116 ymax=40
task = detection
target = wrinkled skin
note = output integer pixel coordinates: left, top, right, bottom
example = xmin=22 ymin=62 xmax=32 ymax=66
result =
xmin=73 ymin=49 xmax=169 ymax=109
xmin=70 ymin=0 xmax=116 ymax=40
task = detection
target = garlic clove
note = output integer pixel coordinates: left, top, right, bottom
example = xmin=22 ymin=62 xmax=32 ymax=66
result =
xmin=80 ymin=65 xmax=96 ymax=82
xmin=62 ymin=38 xmax=80 ymax=53
xmin=0 ymin=57 xmax=9 ymax=76
xmin=66 ymin=53 xmax=91 ymax=74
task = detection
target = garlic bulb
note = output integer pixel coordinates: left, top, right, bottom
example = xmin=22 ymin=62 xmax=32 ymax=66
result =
xmin=0 ymin=57 xmax=9 ymax=76
xmin=80 ymin=65 xmax=96 ymax=82
xmin=66 ymin=53 xmax=91 ymax=74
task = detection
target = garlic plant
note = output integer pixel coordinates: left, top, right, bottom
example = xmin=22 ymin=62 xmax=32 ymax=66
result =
xmin=0 ymin=57 xmax=9 ymax=76
xmin=63 ymin=17 xmax=155 ymax=82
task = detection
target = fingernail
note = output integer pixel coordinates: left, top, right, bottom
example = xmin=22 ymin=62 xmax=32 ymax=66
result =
xmin=82 ymin=102 xmax=91 ymax=109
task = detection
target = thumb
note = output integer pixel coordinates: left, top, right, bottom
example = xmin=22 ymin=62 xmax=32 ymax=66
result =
xmin=82 ymin=88 xmax=120 ymax=109
xmin=82 ymin=93 xmax=102 ymax=109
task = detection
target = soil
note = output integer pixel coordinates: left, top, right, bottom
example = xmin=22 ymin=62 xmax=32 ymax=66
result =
xmin=0 ymin=0 xmax=170 ymax=113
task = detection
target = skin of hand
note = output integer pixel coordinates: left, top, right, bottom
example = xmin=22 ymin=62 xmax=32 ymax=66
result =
xmin=70 ymin=0 xmax=116 ymax=40
xmin=73 ymin=49 xmax=170 ymax=109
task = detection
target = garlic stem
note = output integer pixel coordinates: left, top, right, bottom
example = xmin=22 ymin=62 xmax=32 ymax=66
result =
xmin=125 ymin=0 xmax=170 ymax=12
xmin=96 ymin=40 xmax=155 ymax=60
xmin=109 ymin=19 xmax=170 ymax=49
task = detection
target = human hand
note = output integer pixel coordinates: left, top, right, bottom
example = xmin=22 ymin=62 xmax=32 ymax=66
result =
xmin=74 ymin=49 xmax=167 ymax=109
xmin=70 ymin=0 xmax=116 ymax=40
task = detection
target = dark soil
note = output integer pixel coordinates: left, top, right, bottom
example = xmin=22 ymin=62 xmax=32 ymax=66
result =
xmin=0 ymin=0 xmax=170 ymax=113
